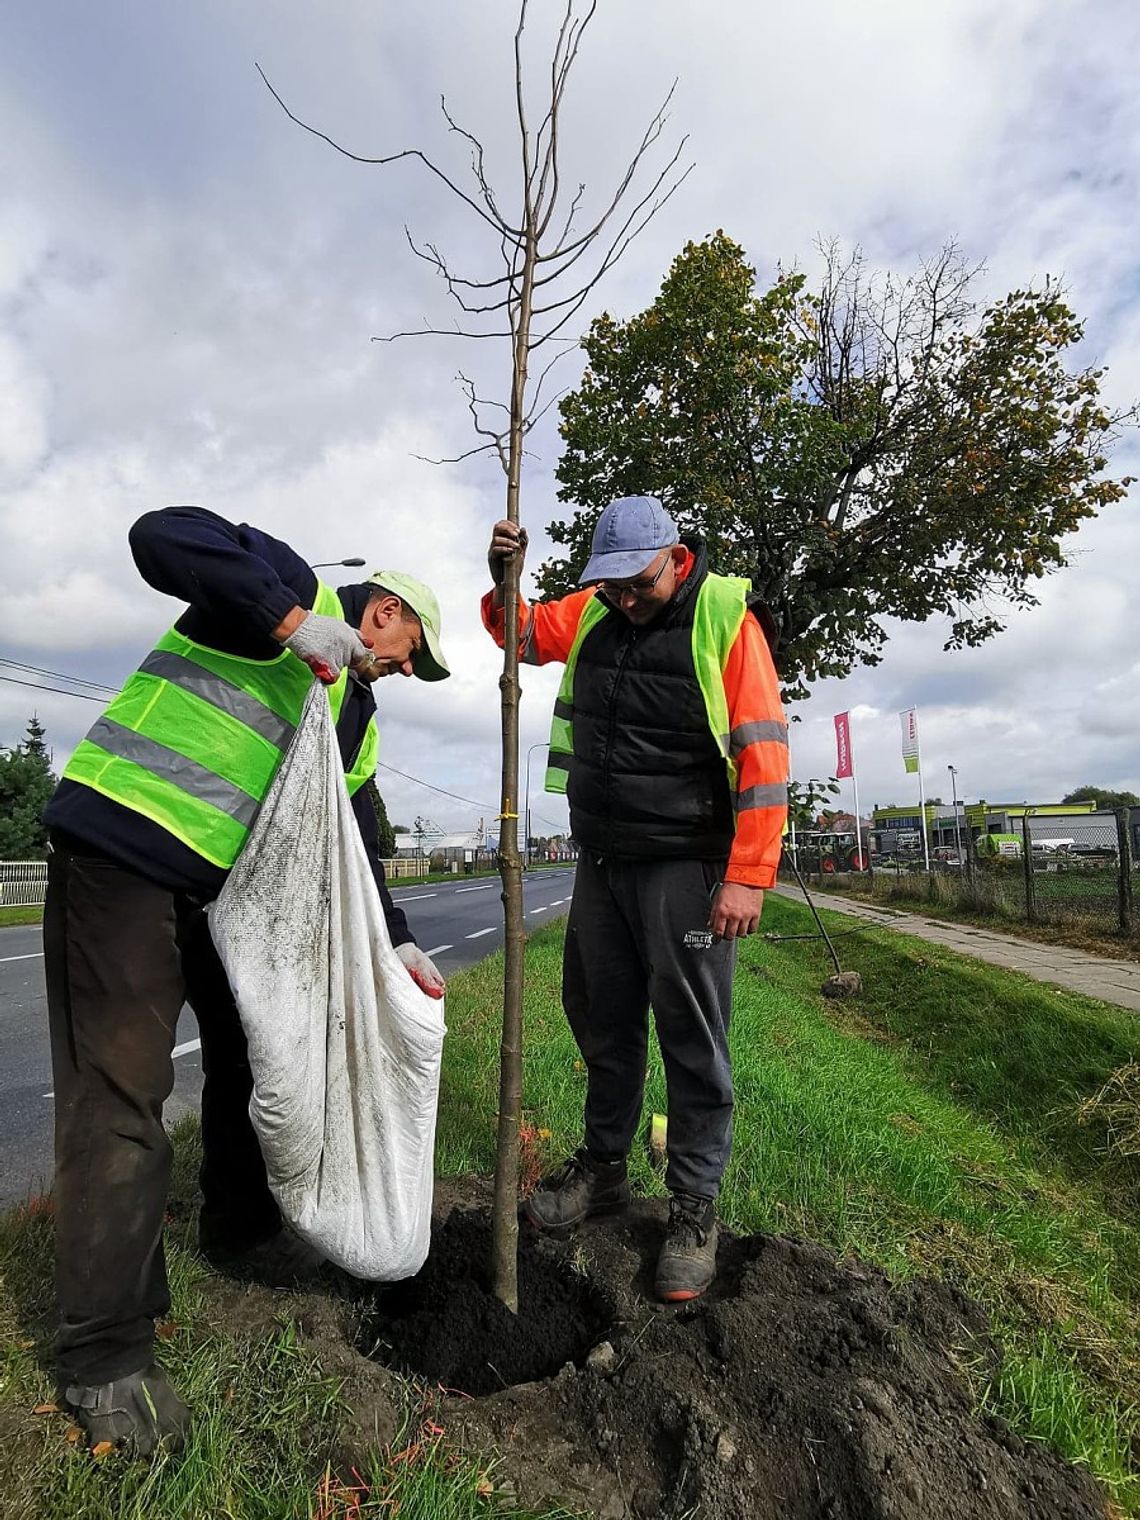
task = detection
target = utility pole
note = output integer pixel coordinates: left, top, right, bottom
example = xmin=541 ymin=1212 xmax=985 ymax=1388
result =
xmin=948 ymin=764 xmax=963 ymax=862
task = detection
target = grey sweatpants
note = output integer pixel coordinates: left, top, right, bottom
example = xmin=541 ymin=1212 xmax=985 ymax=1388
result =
xmin=562 ymin=852 xmax=737 ymax=1199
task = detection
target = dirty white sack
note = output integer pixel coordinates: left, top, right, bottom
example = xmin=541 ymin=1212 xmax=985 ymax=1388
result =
xmin=209 ymin=685 xmax=445 ymax=1280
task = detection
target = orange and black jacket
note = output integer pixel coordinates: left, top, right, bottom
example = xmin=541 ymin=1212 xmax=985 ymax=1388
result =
xmin=482 ymin=539 xmax=788 ymax=888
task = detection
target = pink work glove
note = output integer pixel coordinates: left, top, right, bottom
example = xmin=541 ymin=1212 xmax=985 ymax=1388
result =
xmin=396 ymin=943 xmax=446 ymax=999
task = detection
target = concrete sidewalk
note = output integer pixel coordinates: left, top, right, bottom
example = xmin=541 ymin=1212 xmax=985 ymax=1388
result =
xmin=772 ymin=884 xmax=1140 ymax=1014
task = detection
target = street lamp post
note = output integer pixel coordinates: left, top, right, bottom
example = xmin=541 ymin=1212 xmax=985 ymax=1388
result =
xmin=524 ymin=742 xmax=549 ymax=870
xmin=948 ymin=764 xmax=963 ymax=862
xmin=310 ymin=557 xmax=367 ymax=569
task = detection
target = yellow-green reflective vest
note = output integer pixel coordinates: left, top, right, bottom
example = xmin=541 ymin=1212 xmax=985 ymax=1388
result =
xmin=62 ymin=581 xmax=378 ymax=869
xmin=545 ymin=573 xmax=750 ymax=795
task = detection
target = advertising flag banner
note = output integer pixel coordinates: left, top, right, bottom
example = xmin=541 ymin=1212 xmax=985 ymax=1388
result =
xmin=900 ymin=708 xmax=920 ymax=774
xmin=833 ymin=712 xmax=852 ymax=779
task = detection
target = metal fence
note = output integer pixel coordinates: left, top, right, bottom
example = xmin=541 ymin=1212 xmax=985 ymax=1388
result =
xmin=0 ymin=855 xmax=491 ymax=904
xmin=787 ymin=808 xmax=1137 ymax=939
xmin=1 ymin=860 xmax=48 ymax=907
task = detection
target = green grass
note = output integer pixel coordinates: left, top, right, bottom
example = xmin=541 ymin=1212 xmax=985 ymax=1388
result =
xmin=441 ymin=900 xmax=1140 ymax=1508
xmin=5 ymin=893 xmax=1140 ymax=1514
xmin=0 ymin=906 xmax=42 ymax=927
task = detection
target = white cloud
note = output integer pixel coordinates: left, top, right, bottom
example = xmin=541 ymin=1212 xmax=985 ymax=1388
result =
xmin=1 ymin=0 xmax=1138 ymax=833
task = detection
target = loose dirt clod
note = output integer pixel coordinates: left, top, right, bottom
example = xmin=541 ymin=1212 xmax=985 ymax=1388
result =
xmin=822 ymin=970 xmax=864 ymax=998
xmin=348 ymin=1186 xmax=1108 ymax=1520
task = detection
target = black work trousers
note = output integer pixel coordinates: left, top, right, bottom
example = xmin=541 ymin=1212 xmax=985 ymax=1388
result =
xmin=562 ymin=852 xmax=737 ymax=1200
xmin=43 ymin=838 xmax=281 ymax=1384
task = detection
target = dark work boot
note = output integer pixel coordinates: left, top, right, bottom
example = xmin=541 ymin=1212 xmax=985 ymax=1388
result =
xmin=202 ymin=1224 xmax=327 ymax=1288
xmin=655 ymin=1194 xmax=718 ymax=1303
xmin=522 ymin=1147 xmax=630 ymax=1240
xmin=60 ymin=1363 xmax=191 ymax=1457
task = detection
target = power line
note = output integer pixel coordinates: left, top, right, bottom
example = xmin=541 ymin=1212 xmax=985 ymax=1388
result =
xmin=0 ymin=674 xmax=105 ymax=702
xmin=375 ymin=759 xmax=498 ymax=813
xmin=375 ymin=759 xmax=566 ymax=832
xmin=0 ymin=657 xmax=118 ymax=696
xmin=0 ymin=653 xmax=571 ymax=831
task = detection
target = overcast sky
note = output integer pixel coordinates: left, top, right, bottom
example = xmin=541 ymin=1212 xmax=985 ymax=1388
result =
xmin=1 ymin=0 xmax=1137 ymax=836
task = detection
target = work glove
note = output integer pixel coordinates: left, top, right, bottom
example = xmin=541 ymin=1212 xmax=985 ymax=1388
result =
xmin=488 ymin=521 xmax=528 ymax=585
xmin=284 ymin=611 xmax=371 ymax=685
xmin=396 ymin=942 xmax=446 ymax=999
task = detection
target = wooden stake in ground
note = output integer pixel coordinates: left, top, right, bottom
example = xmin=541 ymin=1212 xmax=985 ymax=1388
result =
xmin=260 ymin=1 xmax=690 ymax=1311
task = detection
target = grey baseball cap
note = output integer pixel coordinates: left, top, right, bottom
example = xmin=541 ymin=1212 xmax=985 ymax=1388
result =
xmin=578 ymin=495 xmax=680 ymax=584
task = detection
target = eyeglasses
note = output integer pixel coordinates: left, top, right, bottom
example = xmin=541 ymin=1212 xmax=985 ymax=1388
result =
xmin=597 ymin=553 xmax=671 ymax=600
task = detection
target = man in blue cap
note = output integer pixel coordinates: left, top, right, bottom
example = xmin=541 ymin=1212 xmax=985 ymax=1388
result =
xmin=484 ymin=496 xmax=788 ymax=1301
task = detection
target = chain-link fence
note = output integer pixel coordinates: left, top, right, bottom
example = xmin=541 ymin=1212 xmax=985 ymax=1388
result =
xmin=784 ymin=809 xmax=1137 ymax=940
xmin=1015 ymin=812 xmax=1129 ymax=931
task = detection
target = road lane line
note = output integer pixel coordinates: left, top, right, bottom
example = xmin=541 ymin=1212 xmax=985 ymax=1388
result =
xmin=424 ymin=944 xmax=453 ymax=956
xmin=466 ymin=927 xmax=497 ymax=939
xmin=457 ymin=885 xmax=495 ymax=894
xmin=392 ymin=893 xmax=437 ymax=902
xmin=1 ymin=952 xmax=43 ymax=963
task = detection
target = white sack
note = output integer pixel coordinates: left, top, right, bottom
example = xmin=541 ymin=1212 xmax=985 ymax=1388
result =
xmin=209 ymin=684 xmax=445 ymax=1280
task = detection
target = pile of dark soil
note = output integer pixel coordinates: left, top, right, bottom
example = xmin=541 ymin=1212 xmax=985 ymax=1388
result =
xmin=349 ymin=1186 xmax=1109 ymax=1520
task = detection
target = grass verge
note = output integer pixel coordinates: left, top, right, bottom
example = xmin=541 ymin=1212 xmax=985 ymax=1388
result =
xmin=815 ymin=870 xmax=1140 ymax=962
xmin=0 ymin=906 xmax=42 ymax=928
xmin=441 ymin=898 xmax=1140 ymax=1509
xmin=3 ymin=893 xmax=1139 ymax=1514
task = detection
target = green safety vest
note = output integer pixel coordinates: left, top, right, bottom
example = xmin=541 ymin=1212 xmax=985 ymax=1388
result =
xmin=62 ymin=581 xmax=378 ymax=869
xmin=545 ymin=572 xmax=750 ymax=794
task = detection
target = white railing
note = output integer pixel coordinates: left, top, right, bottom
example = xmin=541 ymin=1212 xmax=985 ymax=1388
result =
xmin=0 ymin=854 xmax=495 ymax=908
xmin=1 ymin=860 xmax=48 ymax=907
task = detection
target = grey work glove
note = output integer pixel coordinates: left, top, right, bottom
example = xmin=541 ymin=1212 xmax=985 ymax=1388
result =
xmin=284 ymin=611 xmax=371 ymax=684
xmin=396 ymin=942 xmax=446 ymax=999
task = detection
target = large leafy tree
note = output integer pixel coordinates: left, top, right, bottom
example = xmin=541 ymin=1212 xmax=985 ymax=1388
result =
xmin=0 ymin=716 xmax=57 ymax=859
xmin=1060 ymin=785 xmax=1140 ymax=809
xmin=541 ymin=233 xmax=1134 ymax=697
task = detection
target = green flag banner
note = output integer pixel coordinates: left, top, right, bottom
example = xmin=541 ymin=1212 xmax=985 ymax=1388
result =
xmin=900 ymin=707 xmax=920 ymax=775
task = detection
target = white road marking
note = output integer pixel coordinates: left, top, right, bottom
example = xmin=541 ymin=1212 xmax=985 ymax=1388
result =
xmin=392 ymin=893 xmax=437 ymax=902
xmin=466 ymin=926 xmax=497 ymax=939
xmin=1 ymin=952 xmax=43 ymax=964
xmin=527 ymin=906 xmax=550 ymax=915
xmin=424 ymin=944 xmax=453 ymax=956
xmin=45 ymin=1035 xmax=202 ymax=1099
xmin=456 ymin=885 xmax=495 ymax=894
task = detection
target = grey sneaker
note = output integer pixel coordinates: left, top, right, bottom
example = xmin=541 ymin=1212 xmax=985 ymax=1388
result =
xmin=61 ymin=1363 xmax=191 ymax=1457
xmin=522 ymin=1148 xmax=630 ymax=1240
xmin=655 ymin=1194 xmax=718 ymax=1302
xmin=203 ymin=1225 xmax=327 ymax=1288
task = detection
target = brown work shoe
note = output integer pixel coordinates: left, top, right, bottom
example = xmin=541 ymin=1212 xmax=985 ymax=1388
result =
xmin=655 ymin=1194 xmax=718 ymax=1302
xmin=522 ymin=1148 xmax=630 ymax=1240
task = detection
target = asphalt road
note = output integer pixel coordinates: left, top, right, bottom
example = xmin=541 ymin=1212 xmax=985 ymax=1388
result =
xmin=0 ymin=868 xmax=576 ymax=1208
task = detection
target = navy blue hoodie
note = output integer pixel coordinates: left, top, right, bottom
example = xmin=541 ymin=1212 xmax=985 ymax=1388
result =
xmin=44 ymin=505 xmax=413 ymax=947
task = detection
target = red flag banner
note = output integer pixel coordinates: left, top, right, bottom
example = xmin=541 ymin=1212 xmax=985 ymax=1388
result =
xmin=833 ymin=711 xmax=852 ymax=779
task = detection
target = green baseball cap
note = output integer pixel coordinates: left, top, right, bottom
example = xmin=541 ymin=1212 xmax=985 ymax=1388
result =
xmin=365 ymin=569 xmax=450 ymax=681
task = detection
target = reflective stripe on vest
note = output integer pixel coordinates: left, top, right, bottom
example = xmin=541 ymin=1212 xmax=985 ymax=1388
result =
xmin=62 ymin=580 xmax=378 ymax=868
xmin=544 ymin=573 xmax=751 ymax=797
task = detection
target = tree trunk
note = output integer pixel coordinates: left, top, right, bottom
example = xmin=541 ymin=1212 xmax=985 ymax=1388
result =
xmin=491 ymin=229 xmax=537 ymax=1312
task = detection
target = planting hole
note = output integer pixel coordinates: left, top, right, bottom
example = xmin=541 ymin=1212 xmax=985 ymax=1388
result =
xmin=357 ymin=1209 xmax=613 ymax=1396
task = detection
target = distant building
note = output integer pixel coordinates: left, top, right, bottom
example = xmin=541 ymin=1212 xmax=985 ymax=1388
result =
xmin=870 ymin=799 xmax=1120 ymax=860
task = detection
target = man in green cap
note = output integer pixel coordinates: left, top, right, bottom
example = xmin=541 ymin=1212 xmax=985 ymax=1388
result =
xmin=41 ymin=505 xmax=450 ymax=1457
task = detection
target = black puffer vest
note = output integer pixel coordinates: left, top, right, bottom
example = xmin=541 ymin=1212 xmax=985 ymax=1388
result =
xmin=567 ymin=538 xmax=734 ymax=859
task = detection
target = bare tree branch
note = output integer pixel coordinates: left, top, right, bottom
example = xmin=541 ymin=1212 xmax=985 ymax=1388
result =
xmin=439 ymin=95 xmax=508 ymax=226
xmin=256 ymin=62 xmax=518 ymax=237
